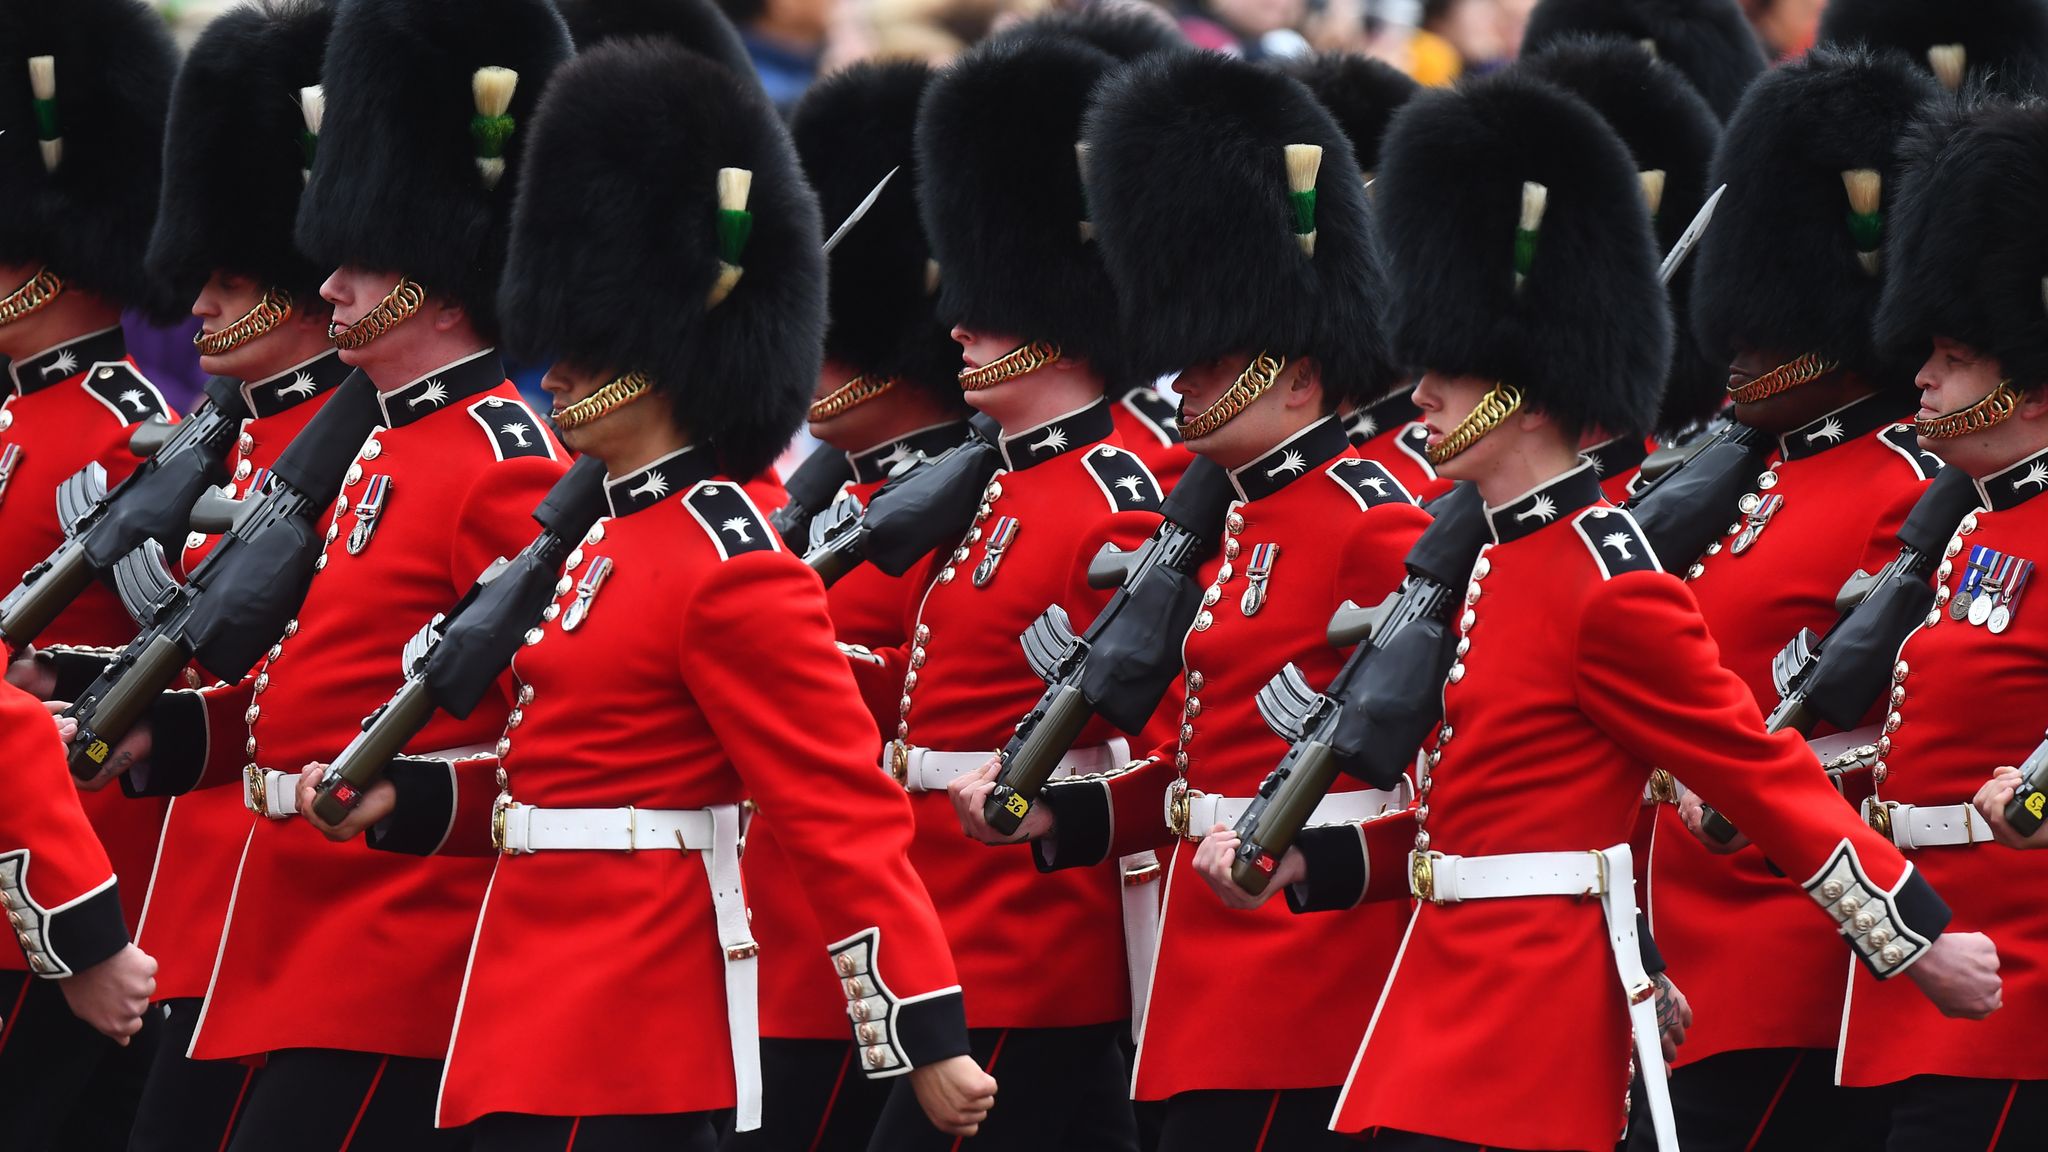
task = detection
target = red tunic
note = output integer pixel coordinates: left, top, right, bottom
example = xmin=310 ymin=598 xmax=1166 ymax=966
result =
xmin=844 ymin=399 xmax=1173 ymax=1029
xmin=139 ymin=351 xmax=568 ymax=1061
xmin=1646 ymin=396 xmax=1932 ymax=1063
xmin=1 ymin=327 xmax=176 ymax=968
xmin=1323 ymin=463 xmax=1947 ymax=1151
xmin=0 ymin=681 xmax=128 ymax=981
xmin=1034 ymin=417 xmax=1428 ymax=1098
xmin=1839 ymin=446 xmax=2048 ymax=1086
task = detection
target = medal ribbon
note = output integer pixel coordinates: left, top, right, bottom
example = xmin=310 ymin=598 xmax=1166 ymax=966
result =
xmin=1961 ymin=545 xmax=1994 ymax=599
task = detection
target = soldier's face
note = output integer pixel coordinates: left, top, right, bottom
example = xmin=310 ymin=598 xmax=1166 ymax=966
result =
xmin=1916 ymin=337 xmax=2044 ymax=477
xmin=807 ymin=358 xmax=892 ymax=450
xmin=1413 ymin=369 xmax=1507 ymax=480
xmin=542 ymin=362 xmax=611 ymax=452
xmin=192 ymin=271 xmax=276 ymax=379
xmin=1171 ymin=353 xmax=1323 ymax=469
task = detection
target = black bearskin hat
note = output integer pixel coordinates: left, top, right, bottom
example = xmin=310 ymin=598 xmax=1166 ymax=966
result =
xmin=1689 ymin=46 xmax=1939 ymax=389
xmin=0 ymin=0 xmax=177 ymax=314
xmin=293 ymin=0 xmax=573 ymax=340
xmin=1819 ymin=0 xmax=2048 ymax=96
xmin=555 ymin=0 xmax=756 ymax=83
xmin=1085 ymin=51 xmax=1391 ymax=405
xmin=1376 ymin=70 xmax=1671 ymax=438
xmin=1876 ymin=99 xmax=2048 ymax=387
xmin=1521 ymin=0 xmax=1766 ymax=120
xmin=791 ymin=61 xmax=962 ymax=404
xmin=1520 ymin=36 xmax=1724 ymax=433
xmin=916 ymin=34 xmax=1130 ymax=383
xmin=989 ymin=4 xmax=1188 ymax=61
xmin=1277 ymin=52 xmax=1420 ymax=180
xmin=148 ymin=0 xmax=335 ymax=305
xmin=501 ymin=39 xmax=822 ymax=479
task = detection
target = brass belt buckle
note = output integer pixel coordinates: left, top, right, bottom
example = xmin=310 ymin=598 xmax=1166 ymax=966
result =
xmin=1166 ymin=780 xmax=1191 ymax=839
xmin=1411 ymin=850 xmax=1437 ymax=903
xmin=1645 ymin=769 xmax=1677 ymax=805
xmin=1867 ymin=800 xmax=1896 ymax=842
xmin=491 ymin=796 xmax=515 ymax=854
xmin=889 ymin=741 xmax=910 ymax=787
xmin=243 ymin=764 xmax=267 ymax=814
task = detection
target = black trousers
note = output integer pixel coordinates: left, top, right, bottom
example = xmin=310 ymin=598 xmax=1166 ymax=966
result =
xmin=0 ymin=969 xmax=159 ymax=1151
xmin=222 ymin=1048 xmax=466 ymax=1152
xmin=1875 ymin=1074 xmax=2048 ymax=1152
xmin=720 ymin=1038 xmax=891 ymax=1152
xmin=1623 ymin=1047 xmax=1883 ymax=1152
xmin=128 ymin=997 xmax=259 ymax=1152
xmin=1153 ymin=1087 xmax=1348 ymax=1152
xmin=471 ymin=1112 xmax=718 ymax=1152
xmin=1366 ymin=1131 xmax=1542 ymax=1152
xmin=865 ymin=1022 xmax=1139 ymax=1152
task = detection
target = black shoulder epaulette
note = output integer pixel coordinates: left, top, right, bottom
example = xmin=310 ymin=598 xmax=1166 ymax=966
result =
xmin=1573 ymin=506 xmax=1660 ymax=580
xmin=1080 ymin=444 xmax=1163 ymax=514
xmin=684 ymin=480 xmax=778 ymax=560
xmin=1877 ymin=424 xmax=1943 ymax=481
xmin=1394 ymin=422 xmax=1439 ymax=479
xmin=465 ymin=395 xmax=558 ymax=461
xmin=1118 ymin=389 xmax=1182 ymax=446
xmin=1324 ymin=457 xmax=1414 ymax=510
xmin=80 ymin=363 xmax=171 ymax=427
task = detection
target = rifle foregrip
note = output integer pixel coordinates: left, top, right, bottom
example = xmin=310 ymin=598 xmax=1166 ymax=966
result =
xmin=1231 ymin=741 xmax=1337 ymax=896
xmin=1699 ymin=805 xmax=1739 ymax=845
xmin=984 ymin=685 xmax=1094 ymax=835
xmin=312 ymin=680 xmax=438 ymax=825
xmin=804 ymin=540 xmax=863 ymax=588
xmin=66 ymin=633 xmax=187 ymax=781
xmin=1 ymin=544 xmax=95 ymax=650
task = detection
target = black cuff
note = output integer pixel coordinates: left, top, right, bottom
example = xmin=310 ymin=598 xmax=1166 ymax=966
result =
xmin=365 ymin=758 xmax=457 ymax=856
xmin=124 ymin=689 xmax=209 ymax=797
xmin=1805 ymin=843 xmax=1952 ymax=979
xmin=1284 ymin=824 xmax=1368 ymax=914
xmin=1637 ymin=910 xmax=1665 ymax=975
xmin=895 ymin=989 xmax=972 ymax=1069
xmin=1030 ymin=778 xmax=1112 ymax=872
xmin=42 ymin=881 xmax=130 ymax=977
xmin=42 ymin=647 xmax=116 ymax=703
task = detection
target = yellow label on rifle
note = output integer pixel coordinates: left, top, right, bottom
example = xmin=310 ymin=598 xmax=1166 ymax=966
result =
xmin=2027 ymin=793 xmax=2045 ymax=819
xmin=86 ymin=739 xmax=110 ymax=764
xmin=1003 ymin=794 xmax=1029 ymax=818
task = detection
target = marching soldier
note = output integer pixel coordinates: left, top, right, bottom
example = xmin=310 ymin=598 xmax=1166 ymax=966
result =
xmin=1839 ymin=93 xmax=2048 ymax=1146
xmin=1224 ymin=70 xmax=2001 ymax=1152
xmin=1639 ymin=48 xmax=1945 ymax=1151
xmin=948 ymin=51 xmax=1430 ymax=1150
xmin=0 ymin=0 xmax=179 ymax=1142
xmin=93 ymin=0 xmax=575 ymax=1146
xmin=1520 ymin=0 xmax=1767 ymax=122
xmin=299 ymin=28 xmax=992 ymax=1149
xmin=1819 ymin=0 xmax=2048 ymax=96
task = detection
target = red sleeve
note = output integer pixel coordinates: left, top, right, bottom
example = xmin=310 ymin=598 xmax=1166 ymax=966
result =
xmin=1574 ymin=572 xmax=1950 ymax=977
xmin=0 ymin=682 xmax=127 ymax=976
xmin=447 ymin=455 xmax=573 ymax=612
xmin=683 ymin=552 xmax=969 ymax=1072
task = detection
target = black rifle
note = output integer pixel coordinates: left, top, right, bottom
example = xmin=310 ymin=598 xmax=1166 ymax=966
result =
xmin=1229 ymin=484 xmax=1488 ymax=892
xmin=309 ymin=455 xmax=611 ymax=823
xmin=804 ymin=414 xmax=1003 ymax=587
xmin=1621 ymin=419 xmax=1774 ymax=573
xmin=61 ymin=372 xmax=382 ymax=781
xmin=0 ymin=376 xmax=252 ymax=649
xmin=2003 ymin=735 xmax=2048 ymax=837
xmin=980 ymin=456 xmax=1236 ymax=835
xmin=1699 ymin=465 xmax=1981 ymax=841
xmin=769 ymin=444 xmax=855 ymax=549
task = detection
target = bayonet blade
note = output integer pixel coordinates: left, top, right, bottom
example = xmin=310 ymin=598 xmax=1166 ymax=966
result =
xmin=822 ymin=166 xmax=900 ymax=255
xmin=1659 ymin=183 xmax=1725 ymax=286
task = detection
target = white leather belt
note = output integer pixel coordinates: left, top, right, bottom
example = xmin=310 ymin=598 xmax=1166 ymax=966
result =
xmin=495 ymin=802 xmax=762 ymax=1132
xmin=885 ymin=738 xmax=1130 ymax=793
xmin=1409 ymin=845 xmax=1675 ymax=1152
xmin=1172 ymin=781 xmax=1412 ymax=842
xmin=243 ymin=767 xmax=301 ymax=820
xmin=1862 ymin=798 xmax=1995 ymax=850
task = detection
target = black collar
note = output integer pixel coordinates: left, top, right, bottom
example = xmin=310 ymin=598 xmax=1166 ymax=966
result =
xmin=241 ymin=351 xmax=351 ymax=420
xmin=847 ymin=420 xmax=971 ymax=485
xmin=7 ymin=326 xmax=126 ymax=396
xmin=1583 ymin=434 xmax=1648 ymax=481
xmin=1975 ymin=443 xmax=2048 ymax=513
xmin=1484 ymin=461 xmax=1603 ymax=544
xmin=997 ymin=400 xmax=1115 ymax=471
xmin=604 ymin=445 xmax=719 ymax=518
xmin=1345 ymin=390 xmax=1421 ymax=446
xmin=1228 ymin=417 xmax=1350 ymax=502
xmin=1777 ymin=393 xmax=1909 ymax=462
xmin=373 ymin=349 xmax=506 ymax=429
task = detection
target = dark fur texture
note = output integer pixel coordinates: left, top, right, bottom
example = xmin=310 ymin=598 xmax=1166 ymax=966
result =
xmin=791 ymin=61 xmax=961 ymax=403
xmin=1689 ymin=46 xmax=1940 ymax=390
xmin=293 ymin=0 xmax=572 ymax=340
xmin=1522 ymin=0 xmax=1766 ymax=121
xmin=0 ymin=0 xmax=177 ymax=314
xmin=1820 ymin=0 xmax=2048 ymax=96
xmin=1876 ymin=98 xmax=2048 ymax=386
xmin=148 ymin=0 xmax=334 ymax=304
xmin=1376 ymin=70 xmax=1671 ymax=438
xmin=1085 ymin=51 xmax=1391 ymax=404
xmin=916 ymin=35 xmax=1129 ymax=383
xmin=555 ymin=0 xmax=756 ymax=86
xmin=989 ymin=5 xmax=1187 ymax=61
xmin=501 ymin=40 xmax=822 ymax=478
xmin=1520 ymin=36 xmax=1724 ymax=432
xmin=1277 ymin=52 xmax=1419 ymax=176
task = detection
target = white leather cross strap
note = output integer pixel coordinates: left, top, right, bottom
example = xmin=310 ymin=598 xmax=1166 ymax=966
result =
xmin=1119 ymin=850 xmax=1162 ymax=1042
xmin=1174 ymin=781 xmax=1413 ymax=842
xmin=887 ymin=738 xmax=1131 ymax=793
xmin=1862 ymin=798 xmax=1995 ymax=850
xmin=243 ymin=768 xmax=301 ymax=820
xmin=497 ymin=802 xmax=762 ymax=1132
xmin=1408 ymin=846 xmax=1676 ymax=1152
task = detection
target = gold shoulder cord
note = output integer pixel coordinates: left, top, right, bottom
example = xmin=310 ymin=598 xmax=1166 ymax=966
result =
xmin=1176 ymin=353 xmax=1286 ymax=440
xmin=1425 ymin=383 xmax=1523 ymax=465
xmin=196 ymin=287 xmax=295 ymax=356
xmin=0 ymin=266 xmax=63 ymax=327
xmin=1916 ymin=380 xmax=2020 ymax=439
xmin=959 ymin=341 xmax=1061 ymax=391
xmin=329 ymin=278 xmax=426 ymax=350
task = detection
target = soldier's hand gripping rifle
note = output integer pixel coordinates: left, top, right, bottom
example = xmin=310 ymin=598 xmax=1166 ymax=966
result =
xmin=769 ymin=444 xmax=855 ymax=548
xmin=1228 ymin=484 xmax=1488 ymax=893
xmin=2001 ymin=736 xmax=2048 ymax=838
xmin=61 ymin=372 xmax=383 ymax=781
xmin=307 ymin=456 xmax=610 ymax=823
xmin=0 ymin=376 xmax=253 ymax=650
xmin=803 ymin=414 xmax=1003 ymax=587
xmin=1698 ymin=465 xmax=1982 ymax=842
xmin=980 ymin=456 xmax=1237 ymax=835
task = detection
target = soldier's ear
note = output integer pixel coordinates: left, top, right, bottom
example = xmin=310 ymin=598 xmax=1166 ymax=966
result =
xmin=428 ymin=294 xmax=470 ymax=334
xmin=1281 ymin=356 xmax=1323 ymax=411
xmin=2019 ymin=381 xmax=2048 ymax=421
